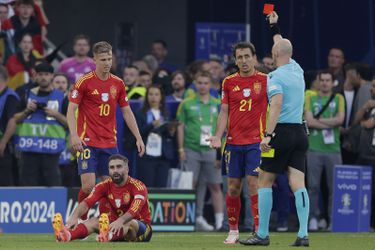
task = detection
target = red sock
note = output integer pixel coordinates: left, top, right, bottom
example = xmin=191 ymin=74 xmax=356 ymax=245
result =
xmin=226 ymin=194 xmax=241 ymax=231
xmin=251 ymin=194 xmax=259 ymax=231
xmin=78 ymin=189 xmax=89 ymax=220
xmin=69 ymin=224 xmax=88 ymax=240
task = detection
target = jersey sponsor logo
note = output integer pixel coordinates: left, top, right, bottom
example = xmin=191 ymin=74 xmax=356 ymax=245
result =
xmin=101 ymin=93 xmax=109 ymax=102
xmin=232 ymin=85 xmax=240 ymax=92
xmin=91 ymin=89 xmax=99 ymax=95
xmin=115 ymin=198 xmax=122 ymax=208
xmin=254 ymin=82 xmax=262 ymax=94
xmin=71 ymin=90 xmax=78 ymax=99
xmin=123 ymin=192 xmax=131 ymax=204
xmin=243 ymin=88 xmax=251 ymax=97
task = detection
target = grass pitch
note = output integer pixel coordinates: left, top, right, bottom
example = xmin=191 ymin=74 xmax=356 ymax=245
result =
xmin=0 ymin=232 xmax=374 ymax=250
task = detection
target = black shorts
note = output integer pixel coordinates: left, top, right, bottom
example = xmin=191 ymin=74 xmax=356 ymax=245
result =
xmin=260 ymin=123 xmax=308 ymax=174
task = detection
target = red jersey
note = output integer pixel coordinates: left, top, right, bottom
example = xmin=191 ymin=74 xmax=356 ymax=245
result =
xmin=221 ymin=71 xmax=268 ymax=145
xmin=69 ymin=71 xmax=129 ymax=148
xmin=84 ymin=177 xmax=151 ymax=224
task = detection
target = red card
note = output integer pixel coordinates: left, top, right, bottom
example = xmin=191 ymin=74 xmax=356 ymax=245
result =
xmin=263 ymin=4 xmax=274 ymax=15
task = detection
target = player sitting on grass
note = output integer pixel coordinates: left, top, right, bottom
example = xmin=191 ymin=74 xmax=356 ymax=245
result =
xmin=52 ymin=154 xmax=152 ymax=242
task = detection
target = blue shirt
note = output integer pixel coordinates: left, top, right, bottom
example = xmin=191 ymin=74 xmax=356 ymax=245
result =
xmin=267 ymin=59 xmax=305 ymax=124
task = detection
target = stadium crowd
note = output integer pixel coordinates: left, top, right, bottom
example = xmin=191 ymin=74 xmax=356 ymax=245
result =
xmin=0 ymin=0 xmax=374 ymax=234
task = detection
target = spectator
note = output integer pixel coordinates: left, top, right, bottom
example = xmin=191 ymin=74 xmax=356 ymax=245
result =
xmin=136 ymin=85 xmax=175 ymax=188
xmin=352 ymin=63 xmax=373 ymax=120
xmin=177 ymin=71 xmax=224 ymax=231
xmin=186 ymin=59 xmax=210 ymax=84
xmin=209 ymin=58 xmax=225 ymax=92
xmin=353 ymin=80 xmax=375 ymax=229
xmin=0 ymin=3 xmax=14 ymax=63
xmin=59 ymin=34 xmax=96 ymax=83
xmin=0 ymin=65 xmax=20 ymax=186
xmin=132 ymin=60 xmax=151 ymax=74
xmin=153 ymin=68 xmax=172 ymax=95
xmin=151 ymin=39 xmax=176 ymax=72
xmin=1 ymin=0 xmax=44 ymax=54
xmin=327 ymin=47 xmax=345 ymax=93
xmin=341 ymin=63 xmax=361 ymax=164
xmin=6 ymin=32 xmax=41 ymax=90
xmin=261 ymin=54 xmax=275 ymax=72
xmin=184 ymin=70 xmax=220 ymax=99
xmin=138 ymin=70 xmax=152 ymax=88
xmin=166 ymin=70 xmax=187 ymax=102
xmin=124 ymin=65 xmax=146 ymax=100
xmin=142 ymin=54 xmax=159 ymax=75
xmin=13 ymin=62 xmax=67 ymax=186
xmin=304 ymin=70 xmax=345 ymax=230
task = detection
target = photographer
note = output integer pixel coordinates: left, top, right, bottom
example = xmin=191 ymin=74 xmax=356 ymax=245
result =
xmin=13 ymin=62 xmax=67 ymax=186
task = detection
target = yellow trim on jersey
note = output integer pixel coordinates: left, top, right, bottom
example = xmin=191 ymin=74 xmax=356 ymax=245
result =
xmin=111 ymin=74 xmax=123 ymax=82
xmin=259 ymin=113 xmax=264 ymax=139
xmin=75 ymin=72 xmax=94 ymax=89
xmin=130 ymin=179 xmax=144 ymax=191
xmin=79 ymin=115 xmax=87 ymax=140
xmin=130 ymin=199 xmax=142 ymax=213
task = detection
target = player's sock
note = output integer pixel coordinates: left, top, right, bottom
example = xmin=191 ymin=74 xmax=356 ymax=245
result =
xmin=257 ymin=188 xmax=272 ymax=239
xmin=70 ymin=224 xmax=88 ymax=240
xmin=78 ymin=188 xmax=89 ymax=220
xmin=294 ymin=188 xmax=309 ymax=238
xmin=250 ymin=194 xmax=259 ymax=232
xmin=225 ymin=194 xmax=241 ymax=231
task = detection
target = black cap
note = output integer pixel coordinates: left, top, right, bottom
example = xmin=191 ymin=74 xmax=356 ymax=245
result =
xmin=34 ymin=62 xmax=54 ymax=73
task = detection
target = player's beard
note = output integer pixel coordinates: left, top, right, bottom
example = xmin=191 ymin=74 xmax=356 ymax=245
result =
xmin=111 ymin=173 xmax=124 ymax=184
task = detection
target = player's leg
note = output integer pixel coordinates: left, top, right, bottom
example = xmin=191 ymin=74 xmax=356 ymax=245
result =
xmin=52 ymin=213 xmax=98 ymax=242
xmin=123 ymin=220 xmax=152 ymax=242
xmin=223 ymin=145 xmax=244 ymax=244
xmin=77 ymin=146 xmax=98 ymax=220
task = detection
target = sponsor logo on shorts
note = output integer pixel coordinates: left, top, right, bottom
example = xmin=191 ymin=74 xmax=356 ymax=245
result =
xmin=81 ymin=160 xmax=88 ymax=170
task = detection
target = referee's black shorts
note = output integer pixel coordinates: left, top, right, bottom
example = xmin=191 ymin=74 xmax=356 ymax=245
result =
xmin=260 ymin=123 xmax=308 ymax=174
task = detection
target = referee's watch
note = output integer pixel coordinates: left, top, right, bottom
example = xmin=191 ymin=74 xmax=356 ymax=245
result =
xmin=264 ymin=132 xmax=276 ymax=139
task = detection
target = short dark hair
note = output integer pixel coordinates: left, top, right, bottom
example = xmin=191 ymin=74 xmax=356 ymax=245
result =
xmin=318 ymin=70 xmax=334 ymax=81
xmin=73 ymin=34 xmax=90 ymax=45
xmin=152 ymin=39 xmax=167 ymax=49
xmin=171 ymin=70 xmax=187 ymax=82
xmin=52 ymin=73 xmax=69 ymax=84
xmin=125 ymin=65 xmax=139 ymax=71
xmin=0 ymin=65 xmax=8 ymax=81
xmin=233 ymin=42 xmax=256 ymax=59
xmin=17 ymin=0 xmax=34 ymax=6
xmin=357 ymin=63 xmax=373 ymax=82
xmin=92 ymin=41 xmax=112 ymax=55
xmin=108 ymin=154 xmax=129 ymax=165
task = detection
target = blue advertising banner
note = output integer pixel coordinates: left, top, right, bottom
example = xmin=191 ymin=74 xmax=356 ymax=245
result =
xmin=195 ymin=22 xmax=246 ymax=62
xmin=0 ymin=187 xmax=67 ymax=233
xmin=332 ymin=165 xmax=372 ymax=232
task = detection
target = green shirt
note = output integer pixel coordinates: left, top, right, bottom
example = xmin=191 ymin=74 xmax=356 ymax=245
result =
xmin=177 ymin=96 xmax=220 ymax=152
xmin=305 ymin=93 xmax=345 ymax=153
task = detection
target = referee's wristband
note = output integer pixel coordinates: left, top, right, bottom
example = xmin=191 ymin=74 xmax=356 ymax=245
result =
xmin=269 ymin=23 xmax=281 ymax=37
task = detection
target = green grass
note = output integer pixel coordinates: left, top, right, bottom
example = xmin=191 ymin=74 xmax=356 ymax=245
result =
xmin=0 ymin=232 xmax=374 ymax=250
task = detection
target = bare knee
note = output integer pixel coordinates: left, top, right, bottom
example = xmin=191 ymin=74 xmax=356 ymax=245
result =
xmin=81 ymin=183 xmax=95 ymax=194
xmin=258 ymin=171 xmax=276 ymax=188
xmin=227 ymin=182 xmax=241 ymax=197
xmin=208 ymin=184 xmax=222 ymax=194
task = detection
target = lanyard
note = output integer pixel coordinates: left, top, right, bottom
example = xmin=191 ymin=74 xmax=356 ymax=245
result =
xmin=196 ymin=98 xmax=215 ymax=124
xmin=317 ymin=96 xmax=335 ymax=117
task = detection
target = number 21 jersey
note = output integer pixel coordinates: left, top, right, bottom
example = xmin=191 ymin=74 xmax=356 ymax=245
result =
xmin=69 ymin=71 xmax=129 ymax=148
xmin=221 ymin=71 xmax=268 ymax=145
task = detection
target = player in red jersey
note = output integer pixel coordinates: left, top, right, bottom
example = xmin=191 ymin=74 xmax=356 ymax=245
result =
xmin=208 ymin=42 xmax=268 ymax=244
xmin=52 ymin=154 xmax=152 ymax=242
xmin=67 ymin=41 xmax=145 ymax=220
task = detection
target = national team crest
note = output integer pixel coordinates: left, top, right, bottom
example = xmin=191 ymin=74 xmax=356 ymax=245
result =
xmin=254 ymin=82 xmax=262 ymax=94
xmin=110 ymin=85 xmax=117 ymax=99
xmin=101 ymin=93 xmax=109 ymax=102
xmin=123 ymin=192 xmax=130 ymax=204
xmin=81 ymin=160 xmax=88 ymax=170
xmin=243 ymin=88 xmax=251 ymax=97
xmin=115 ymin=199 xmax=121 ymax=208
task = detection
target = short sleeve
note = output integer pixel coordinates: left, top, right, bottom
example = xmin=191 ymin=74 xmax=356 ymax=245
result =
xmin=176 ymin=101 xmax=186 ymax=123
xmin=267 ymin=73 xmax=283 ymax=99
xmin=69 ymin=79 xmax=86 ymax=104
xmin=128 ymin=184 xmax=148 ymax=218
xmin=84 ymin=182 xmax=107 ymax=208
xmin=221 ymin=78 xmax=229 ymax=105
xmin=118 ymin=81 xmax=129 ymax=107
xmin=304 ymin=94 xmax=311 ymax=112
xmin=337 ymin=94 xmax=345 ymax=113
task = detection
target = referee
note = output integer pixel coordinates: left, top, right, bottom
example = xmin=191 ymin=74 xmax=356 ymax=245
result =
xmin=239 ymin=11 xmax=309 ymax=247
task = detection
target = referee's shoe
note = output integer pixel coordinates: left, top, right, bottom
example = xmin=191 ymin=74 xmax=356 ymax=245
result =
xmin=239 ymin=234 xmax=270 ymax=246
xmin=291 ymin=236 xmax=309 ymax=247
